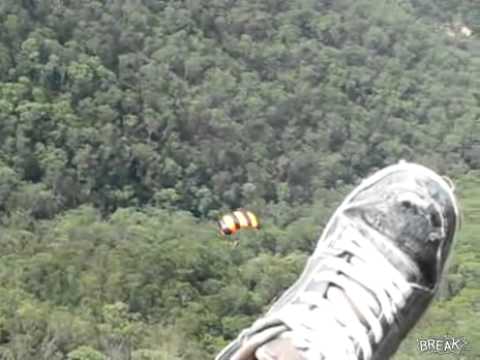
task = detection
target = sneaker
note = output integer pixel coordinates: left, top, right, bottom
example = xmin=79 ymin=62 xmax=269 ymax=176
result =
xmin=215 ymin=160 xmax=460 ymax=360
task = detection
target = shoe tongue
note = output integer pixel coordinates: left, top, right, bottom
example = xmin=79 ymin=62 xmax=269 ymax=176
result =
xmin=364 ymin=233 xmax=424 ymax=285
xmin=346 ymin=190 xmax=441 ymax=289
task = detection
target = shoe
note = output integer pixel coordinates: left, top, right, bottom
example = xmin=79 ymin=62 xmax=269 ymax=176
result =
xmin=215 ymin=160 xmax=460 ymax=360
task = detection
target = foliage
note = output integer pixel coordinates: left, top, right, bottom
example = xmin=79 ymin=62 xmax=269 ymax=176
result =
xmin=0 ymin=0 xmax=478 ymax=359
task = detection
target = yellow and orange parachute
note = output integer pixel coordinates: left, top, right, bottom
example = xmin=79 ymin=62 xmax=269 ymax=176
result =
xmin=218 ymin=209 xmax=260 ymax=236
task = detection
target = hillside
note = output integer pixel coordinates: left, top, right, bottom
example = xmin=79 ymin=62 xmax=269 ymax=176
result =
xmin=0 ymin=0 xmax=479 ymax=359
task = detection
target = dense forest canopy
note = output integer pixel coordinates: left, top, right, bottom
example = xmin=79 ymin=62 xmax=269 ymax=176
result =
xmin=0 ymin=0 xmax=478 ymax=359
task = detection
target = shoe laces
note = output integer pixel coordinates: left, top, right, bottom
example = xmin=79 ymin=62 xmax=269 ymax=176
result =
xmin=276 ymin=212 xmax=432 ymax=360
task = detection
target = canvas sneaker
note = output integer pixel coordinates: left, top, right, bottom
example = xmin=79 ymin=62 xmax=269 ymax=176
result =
xmin=215 ymin=160 xmax=460 ymax=360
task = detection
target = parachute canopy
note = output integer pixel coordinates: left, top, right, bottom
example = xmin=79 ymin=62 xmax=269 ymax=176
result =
xmin=218 ymin=209 xmax=260 ymax=236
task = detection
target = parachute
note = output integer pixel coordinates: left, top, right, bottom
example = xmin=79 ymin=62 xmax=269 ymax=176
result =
xmin=218 ymin=209 xmax=260 ymax=236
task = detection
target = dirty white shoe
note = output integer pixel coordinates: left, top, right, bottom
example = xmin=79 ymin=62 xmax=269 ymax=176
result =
xmin=215 ymin=161 xmax=460 ymax=360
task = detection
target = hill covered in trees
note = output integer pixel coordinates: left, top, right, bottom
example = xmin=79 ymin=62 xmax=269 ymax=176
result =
xmin=0 ymin=0 xmax=478 ymax=359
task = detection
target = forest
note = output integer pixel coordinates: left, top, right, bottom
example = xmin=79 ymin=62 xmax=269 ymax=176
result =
xmin=0 ymin=0 xmax=478 ymax=359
